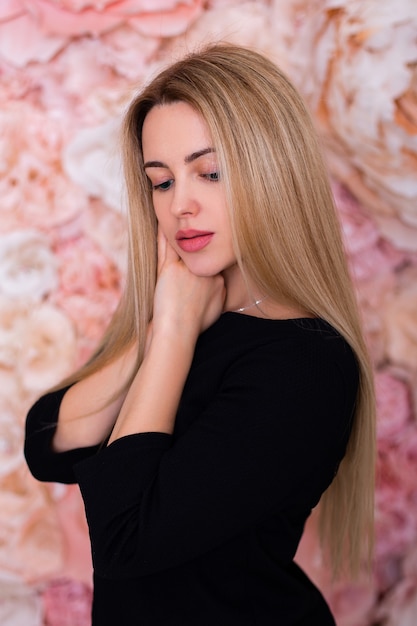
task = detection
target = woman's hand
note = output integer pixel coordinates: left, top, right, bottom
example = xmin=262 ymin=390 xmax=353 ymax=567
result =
xmin=152 ymin=228 xmax=225 ymax=342
xmin=108 ymin=228 xmax=224 ymax=443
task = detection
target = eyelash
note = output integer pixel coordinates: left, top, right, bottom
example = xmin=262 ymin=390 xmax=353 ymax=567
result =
xmin=151 ymin=171 xmax=220 ymax=192
xmin=152 ymin=180 xmax=173 ymax=192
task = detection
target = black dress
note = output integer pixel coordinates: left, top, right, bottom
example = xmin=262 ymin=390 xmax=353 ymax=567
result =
xmin=25 ymin=314 xmax=359 ymax=625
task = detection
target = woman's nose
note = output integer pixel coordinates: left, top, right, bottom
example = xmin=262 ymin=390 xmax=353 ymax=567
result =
xmin=170 ymin=183 xmax=199 ymax=217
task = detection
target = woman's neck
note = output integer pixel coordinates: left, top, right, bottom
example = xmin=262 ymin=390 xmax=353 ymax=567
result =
xmin=221 ymin=264 xmax=315 ymax=320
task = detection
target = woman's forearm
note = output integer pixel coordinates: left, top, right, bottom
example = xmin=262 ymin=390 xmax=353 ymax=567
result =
xmin=53 ymin=343 xmax=138 ymax=452
xmin=108 ymin=329 xmax=195 ymax=444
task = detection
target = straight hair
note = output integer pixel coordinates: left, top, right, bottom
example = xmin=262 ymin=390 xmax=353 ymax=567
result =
xmin=56 ymin=43 xmax=375 ymax=578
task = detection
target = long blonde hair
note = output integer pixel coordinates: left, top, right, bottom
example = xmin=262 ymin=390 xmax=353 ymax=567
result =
xmin=60 ymin=43 xmax=375 ymax=577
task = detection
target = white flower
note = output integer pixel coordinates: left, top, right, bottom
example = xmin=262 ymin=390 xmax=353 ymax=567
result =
xmin=0 ymin=581 xmax=42 ymax=626
xmin=0 ymin=231 xmax=58 ymax=301
xmin=0 ymin=410 xmax=24 ymax=478
xmin=274 ymin=0 xmax=417 ymax=250
xmin=63 ymin=119 xmax=125 ymax=212
xmin=18 ymin=303 xmax=76 ymax=392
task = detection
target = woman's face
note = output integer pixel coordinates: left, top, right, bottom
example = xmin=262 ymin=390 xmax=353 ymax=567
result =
xmin=142 ymin=101 xmax=237 ymax=278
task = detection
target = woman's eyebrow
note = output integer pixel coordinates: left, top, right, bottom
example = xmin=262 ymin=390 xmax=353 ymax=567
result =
xmin=184 ymin=147 xmax=216 ymax=164
xmin=144 ymin=147 xmax=216 ymax=169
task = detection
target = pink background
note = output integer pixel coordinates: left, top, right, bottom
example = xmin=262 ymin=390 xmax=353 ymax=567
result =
xmin=0 ymin=1 xmax=416 ymax=624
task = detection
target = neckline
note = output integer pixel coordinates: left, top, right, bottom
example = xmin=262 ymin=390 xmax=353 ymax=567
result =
xmin=221 ymin=311 xmax=321 ymax=323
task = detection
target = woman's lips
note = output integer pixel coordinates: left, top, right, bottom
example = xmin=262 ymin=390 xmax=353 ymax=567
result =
xmin=175 ymin=230 xmax=214 ymax=252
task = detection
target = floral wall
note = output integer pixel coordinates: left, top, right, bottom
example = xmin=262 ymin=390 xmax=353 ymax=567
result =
xmin=0 ymin=1 xmax=416 ymax=624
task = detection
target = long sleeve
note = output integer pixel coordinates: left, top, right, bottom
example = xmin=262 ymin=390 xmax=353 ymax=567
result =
xmin=73 ymin=318 xmax=358 ymax=580
xmin=24 ymin=386 xmax=103 ymax=484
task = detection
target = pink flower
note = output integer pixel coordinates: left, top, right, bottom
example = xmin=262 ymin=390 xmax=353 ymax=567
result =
xmin=374 ymin=481 xmax=417 ymax=584
xmin=331 ymin=181 xmax=405 ymax=366
xmin=296 ymin=512 xmax=378 ymax=624
xmin=375 ymin=371 xmax=411 ymax=442
xmin=0 ymin=102 xmax=87 ymax=230
xmin=52 ymin=234 xmax=122 ymax=364
xmin=382 ymin=265 xmax=417 ymax=372
xmin=54 ymin=236 xmax=121 ymax=296
xmin=333 ymin=181 xmax=405 ymax=284
xmin=170 ymin=2 xmax=273 ymax=62
xmin=0 ymin=1 xmax=67 ymax=67
xmin=53 ymin=291 xmax=120 ymax=367
xmin=375 ymin=575 xmax=417 ymax=626
xmin=390 ymin=426 xmax=417 ymax=494
xmin=0 ymin=0 xmax=204 ymax=67
xmin=82 ymin=200 xmax=127 ymax=272
xmin=327 ymin=581 xmax=376 ymax=626
xmin=42 ymin=578 xmax=92 ymax=626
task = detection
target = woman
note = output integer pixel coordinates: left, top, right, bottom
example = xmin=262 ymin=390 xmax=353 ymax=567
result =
xmin=25 ymin=43 xmax=375 ymax=625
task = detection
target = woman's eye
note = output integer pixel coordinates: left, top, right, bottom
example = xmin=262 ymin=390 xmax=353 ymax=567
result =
xmin=204 ymin=171 xmax=220 ymax=181
xmin=153 ymin=179 xmax=174 ymax=191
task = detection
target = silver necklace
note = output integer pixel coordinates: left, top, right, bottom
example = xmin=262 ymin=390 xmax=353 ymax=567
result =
xmin=233 ymin=296 xmax=267 ymax=313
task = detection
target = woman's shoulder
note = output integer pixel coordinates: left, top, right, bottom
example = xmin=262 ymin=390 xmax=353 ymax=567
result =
xmin=198 ymin=313 xmax=358 ymax=385
xmin=202 ymin=312 xmax=347 ymax=349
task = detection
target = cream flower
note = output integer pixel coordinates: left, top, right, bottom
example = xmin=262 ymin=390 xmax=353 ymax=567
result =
xmin=0 ymin=409 xmax=24 ymax=478
xmin=0 ymin=470 xmax=64 ymax=581
xmin=18 ymin=303 xmax=77 ymax=392
xmin=0 ymin=230 xmax=58 ymax=301
xmin=170 ymin=2 xmax=274 ymax=63
xmin=0 ymin=581 xmax=43 ymax=626
xmin=63 ymin=118 xmax=125 ymax=212
xmin=0 ymin=294 xmax=76 ymax=395
xmin=17 ymin=507 xmax=65 ymax=583
xmin=276 ymin=0 xmax=417 ymax=250
xmin=53 ymin=485 xmax=92 ymax=584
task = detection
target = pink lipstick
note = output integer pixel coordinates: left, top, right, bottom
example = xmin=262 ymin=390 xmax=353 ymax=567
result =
xmin=176 ymin=230 xmax=214 ymax=252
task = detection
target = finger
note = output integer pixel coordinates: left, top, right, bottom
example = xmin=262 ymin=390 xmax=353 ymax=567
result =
xmin=164 ymin=238 xmax=180 ymax=263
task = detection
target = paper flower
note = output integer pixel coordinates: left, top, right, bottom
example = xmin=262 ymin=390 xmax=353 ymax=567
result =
xmin=0 ymin=581 xmax=43 ymax=626
xmin=0 ymin=102 xmax=88 ymax=230
xmin=42 ymin=578 xmax=92 ymax=626
xmin=0 ymin=409 xmax=24 ymax=478
xmin=375 ymin=370 xmax=411 ymax=442
xmin=0 ymin=470 xmax=64 ymax=581
xmin=63 ymin=119 xmax=125 ymax=212
xmin=0 ymin=230 xmax=58 ymax=301
xmin=279 ymin=0 xmax=417 ymax=251
xmin=382 ymin=266 xmax=417 ymax=372
xmin=18 ymin=303 xmax=77 ymax=392
xmin=0 ymin=0 xmax=204 ymax=67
